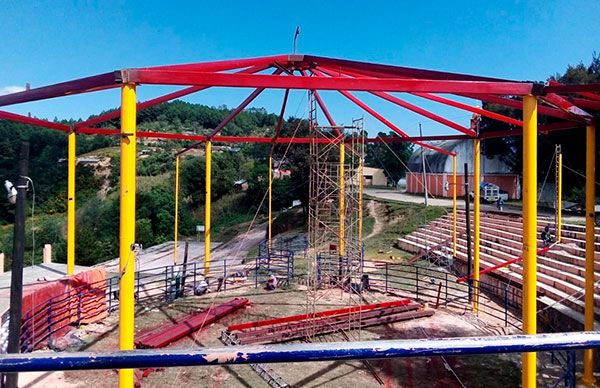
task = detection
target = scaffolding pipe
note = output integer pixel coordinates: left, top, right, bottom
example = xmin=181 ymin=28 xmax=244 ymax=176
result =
xmin=204 ymin=140 xmax=212 ymax=276
xmin=556 ymin=145 xmax=562 ymax=243
xmin=339 ymin=140 xmax=346 ymax=256
xmin=173 ymin=156 xmax=180 ymax=264
xmin=67 ymin=130 xmax=76 ymax=275
xmin=0 ymin=332 xmax=599 ymax=373
xmin=583 ymin=123 xmax=597 ymax=385
xmin=522 ymin=95 xmax=538 ymax=388
xmin=118 ymin=83 xmax=137 ymax=388
xmin=473 ymin=138 xmax=481 ymax=312
xmin=452 ymin=155 xmax=457 ymax=257
xmin=268 ymin=152 xmax=273 ymax=249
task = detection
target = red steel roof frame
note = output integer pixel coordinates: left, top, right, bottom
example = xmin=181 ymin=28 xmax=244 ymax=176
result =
xmin=0 ymin=53 xmax=596 ymax=146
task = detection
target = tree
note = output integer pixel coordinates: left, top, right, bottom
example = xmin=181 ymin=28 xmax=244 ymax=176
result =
xmin=365 ymin=132 xmax=413 ymax=186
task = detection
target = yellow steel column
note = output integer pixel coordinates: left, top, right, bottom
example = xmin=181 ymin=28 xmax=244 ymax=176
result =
xmin=358 ymin=153 xmax=364 ymax=245
xmin=173 ymin=156 xmax=180 ymax=264
xmin=204 ymin=140 xmax=212 ymax=276
xmin=473 ymin=139 xmax=481 ymax=312
xmin=452 ymin=154 xmax=457 ymax=257
xmin=339 ymin=140 xmax=346 ymax=256
xmin=119 ymin=83 xmax=137 ymax=388
xmin=556 ymin=147 xmax=562 ymax=243
xmin=268 ymin=152 xmax=273 ymax=249
xmin=522 ymin=95 xmax=538 ymax=388
xmin=583 ymin=124 xmax=597 ymax=385
xmin=66 ymin=129 xmax=76 ymax=275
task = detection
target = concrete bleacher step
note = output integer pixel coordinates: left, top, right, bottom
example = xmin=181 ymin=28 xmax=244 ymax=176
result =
xmin=399 ymin=227 xmax=600 ymax=317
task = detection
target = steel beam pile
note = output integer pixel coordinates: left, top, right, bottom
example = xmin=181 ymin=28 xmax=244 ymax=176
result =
xmin=226 ymin=299 xmax=433 ymax=345
xmin=135 ymin=298 xmax=249 ymax=349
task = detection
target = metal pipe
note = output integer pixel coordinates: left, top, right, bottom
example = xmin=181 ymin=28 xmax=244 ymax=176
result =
xmin=419 ymin=124 xmax=428 ymax=206
xmin=204 ymin=140 xmax=212 ymax=276
xmin=268 ymin=153 xmax=273 ymax=250
xmin=452 ymin=155 xmax=457 ymax=257
xmin=556 ymin=146 xmax=562 ymax=243
xmin=5 ymin=142 xmax=29 ymax=388
xmin=464 ymin=163 xmax=472 ymax=302
xmin=119 ymin=83 xmax=137 ymax=388
xmin=522 ymin=95 xmax=538 ymax=388
xmin=473 ymin=138 xmax=481 ymax=312
xmin=339 ymin=140 xmax=346 ymax=256
xmin=582 ymin=124 xmax=597 ymax=385
xmin=67 ymin=130 xmax=76 ymax=275
xmin=173 ymin=156 xmax=180 ymax=264
xmin=0 ymin=332 xmax=599 ymax=373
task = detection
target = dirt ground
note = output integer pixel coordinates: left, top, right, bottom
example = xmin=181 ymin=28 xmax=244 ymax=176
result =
xmin=21 ymin=282 xmax=532 ymax=388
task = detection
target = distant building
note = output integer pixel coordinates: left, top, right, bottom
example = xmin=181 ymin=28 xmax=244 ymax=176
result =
xmin=362 ymin=167 xmax=388 ymax=186
xmin=405 ymin=140 xmax=521 ymax=199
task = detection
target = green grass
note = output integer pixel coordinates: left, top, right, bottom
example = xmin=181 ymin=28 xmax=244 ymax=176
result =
xmin=364 ymin=200 xmax=447 ymax=262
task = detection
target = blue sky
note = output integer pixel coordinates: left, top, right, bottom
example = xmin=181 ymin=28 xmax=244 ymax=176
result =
xmin=1 ymin=0 xmax=599 ymax=137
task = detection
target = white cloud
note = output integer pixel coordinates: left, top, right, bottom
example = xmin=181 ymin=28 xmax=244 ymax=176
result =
xmin=0 ymin=86 xmax=26 ymax=96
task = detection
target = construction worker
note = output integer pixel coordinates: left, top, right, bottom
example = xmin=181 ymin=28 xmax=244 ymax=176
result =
xmin=541 ymin=225 xmax=553 ymax=247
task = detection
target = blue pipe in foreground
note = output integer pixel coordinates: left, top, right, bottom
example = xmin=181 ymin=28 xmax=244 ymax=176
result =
xmin=0 ymin=332 xmax=599 ymax=373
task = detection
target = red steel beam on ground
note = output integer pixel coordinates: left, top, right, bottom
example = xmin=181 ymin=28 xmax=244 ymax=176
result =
xmin=123 ymin=69 xmax=534 ymax=95
xmin=76 ymin=64 xmax=272 ymax=129
xmin=0 ymin=72 xmax=119 ymax=107
xmin=227 ymin=299 xmax=411 ymax=332
xmin=0 ymin=110 xmax=69 ymax=132
xmin=313 ymin=67 xmax=475 ymax=137
xmin=456 ymin=245 xmax=554 ymax=283
xmin=136 ymin=298 xmax=249 ymax=349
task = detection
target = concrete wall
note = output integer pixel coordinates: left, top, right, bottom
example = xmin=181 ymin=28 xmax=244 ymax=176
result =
xmin=363 ymin=167 xmax=388 ymax=186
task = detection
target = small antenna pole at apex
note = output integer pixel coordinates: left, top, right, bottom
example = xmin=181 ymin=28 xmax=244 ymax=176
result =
xmin=293 ymin=26 xmax=300 ymax=54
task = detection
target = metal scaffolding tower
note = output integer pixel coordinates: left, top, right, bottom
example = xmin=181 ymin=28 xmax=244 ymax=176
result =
xmin=306 ymin=91 xmax=365 ymax=338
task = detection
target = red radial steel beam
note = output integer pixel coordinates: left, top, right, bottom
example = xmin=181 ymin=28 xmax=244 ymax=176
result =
xmin=577 ymin=92 xmax=600 ymax=102
xmin=372 ymin=91 xmax=475 ymax=136
xmin=544 ymin=82 xmax=600 ymax=94
xmin=145 ymin=54 xmax=291 ymax=72
xmin=123 ymin=69 xmax=534 ymax=95
xmin=317 ymin=64 xmax=524 ymax=127
xmin=331 ymin=88 xmax=454 ymax=156
xmin=570 ymin=97 xmax=600 ymax=111
xmin=76 ymin=64 xmax=271 ymax=129
xmin=0 ymin=110 xmax=69 ymax=132
xmin=0 ymin=72 xmax=119 ymax=107
xmin=302 ymin=54 xmax=512 ymax=82
xmin=313 ymin=67 xmax=475 ymax=136
xmin=208 ymin=68 xmax=283 ymax=138
xmin=411 ymin=93 xmax=523 ymax=127
xmin=479 ymin=121 xmax=583 ymax=139
xmin=459 ymin=93 xmax=583 ymax=122
xmin=273 ymin=89 xmax=290 ymax=140
xmin=541 ymin=93 xmax=593 ymax=121
xmin=298 ymin=70 xmax=339 ymax=135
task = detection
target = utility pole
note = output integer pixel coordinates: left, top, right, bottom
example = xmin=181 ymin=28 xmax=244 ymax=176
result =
xmin=464 ymin=162 xmax=472 ymax=303
xmin=419 ymin=123 xmax=428 ymax=206
xmin=4 ymin=142 xmax=29 ymax=388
